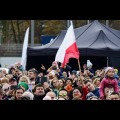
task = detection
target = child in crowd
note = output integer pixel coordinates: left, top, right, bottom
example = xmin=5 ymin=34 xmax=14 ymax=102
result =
xmin=99 ymin=67 xmax=119 ymax=100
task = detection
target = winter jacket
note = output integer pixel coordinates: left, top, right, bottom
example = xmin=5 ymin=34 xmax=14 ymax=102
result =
xmin=99 ymin=77 xmax=119 ymax=98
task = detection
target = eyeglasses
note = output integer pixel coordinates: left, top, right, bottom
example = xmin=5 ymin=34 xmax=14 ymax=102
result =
xmin=59 ymin=93 xmax=67 ymax=97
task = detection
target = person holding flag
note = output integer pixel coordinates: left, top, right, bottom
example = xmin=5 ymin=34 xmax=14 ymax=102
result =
xmin=55 ymin=21 xmax=80 ymax=70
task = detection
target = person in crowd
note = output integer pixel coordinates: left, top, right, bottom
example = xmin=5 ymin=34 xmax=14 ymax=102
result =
xmin=28 ymin=68 xmax=40 ymax=85
xmin=43 ymin=82 xmax=52 ymax=94
xmin=86 ymin=60 xmax=94 ymax=77
xmin=58 ymin=79 xmax=65 ymax=91
xmin=86 ymin=92 xmax=99 ymax=100
xmin=64 ymin=77 xmax=73 ymax=92
xmin=33 ymin=83 xmax=46 ymax=100
xmin=51 ymin=78 xmax=59 ymax=98
xmin=60 ymin=64 xmax=72 ymax=77
xmin=45 ymin=91 xmax=57 ymax=100
xmin=85 ymin=80 xmax=100 ymax=98
xmin=103 ymin=86 xmax=114 ymax=100
xmin=58 ymin=89 xmax=69 ymax=100
xmin=69 ymin=87 xmax=83 ymax=100
xmin=109 ymin=91 xmax=120 ymax=100
xmin=11 ymin=87 xmax=24 ymax=100
xmin=22 ymin=91 xmax=34 ymax=100
xmin=99 ymin=67 xmax=119 ymax=100
xmin=93 ymin=77 xmax=101 ymax=88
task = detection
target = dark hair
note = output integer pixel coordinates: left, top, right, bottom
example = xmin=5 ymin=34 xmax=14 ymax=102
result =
xmin=59 ymin=89 xmax=68 ymax=93
xmin=51 ymin=78 xmax=58 ymax=88
xmin=66 ymin=77 xmax=73 ymax=83
xmin=84 ymin=80 xmax=91 ymax=84
xmin=110 ymin=91 xmax=119 ymax=96
xmin=15 ymin=87 xmax=25 ymax=93
xmin=68 ymin=87 xmax=83 ymax=100
xmin=9 ymin=77 xmax=17 ymax=82
xmin=28 ymin=69 xmax=38 ymax=75
xmin=10 ymin=85 xmax=18 ymax=90
xmin=33 ymin=83 xmax=43 ymax=93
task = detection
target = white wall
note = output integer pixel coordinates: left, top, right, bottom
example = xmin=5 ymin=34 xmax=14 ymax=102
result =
xmin=0 ymin=57 xmax=21 ymax=68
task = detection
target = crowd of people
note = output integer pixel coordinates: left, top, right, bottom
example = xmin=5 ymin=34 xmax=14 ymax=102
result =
xmin=0 ymin=60 xmax=120 ymax=100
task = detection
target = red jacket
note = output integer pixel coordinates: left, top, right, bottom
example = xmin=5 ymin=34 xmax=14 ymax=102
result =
xmin=99 ymin=77 xmax=119 ymax=98
xmin=82 ymin=86 xmax=88 ymax=100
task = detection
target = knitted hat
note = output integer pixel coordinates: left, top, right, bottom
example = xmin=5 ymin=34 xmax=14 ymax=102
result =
xmin=18 ymin=82 xmax=29 ymax=91
xmin=52 ymin=61 xmax=57 ymax=65
xmin=87 ymin=60 xmax=92 ymax=68
xmin=71 ymin=70 xmax=77 ymax=74
xmin=86 ymin=92 xmax=95 ymax=100
xmin=22 ymin=91 xmax=34 ymax=100
xmin=43 ymin=95 xmax=51 ymax=100
xmin=114 ymin=69 xmax=118 ymax=74
xmin=105 ymin=67 xmax=114 ymax=74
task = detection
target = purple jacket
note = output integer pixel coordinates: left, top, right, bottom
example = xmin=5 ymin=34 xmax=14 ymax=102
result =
xmin=99 ymin=77 xmax=119 ymax=98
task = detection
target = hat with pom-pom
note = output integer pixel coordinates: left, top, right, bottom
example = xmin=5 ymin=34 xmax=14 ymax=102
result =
xmin=105 ymin=67 xmax=114 ymax=74
xmin=114 ymin=69 xmax=118 ymax=74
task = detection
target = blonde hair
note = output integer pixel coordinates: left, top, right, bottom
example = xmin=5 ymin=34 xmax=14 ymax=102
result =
xmin=1 ymin=77 xmax=9 ymax=84
xmin=93 ymin=78 xmax=100 ymax=87
xmin=19 ymin=76 xmax=30 ymax=84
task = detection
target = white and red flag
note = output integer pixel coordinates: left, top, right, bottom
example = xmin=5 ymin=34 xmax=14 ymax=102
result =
xmin=55 ymin=21 xmax=79 ymax=67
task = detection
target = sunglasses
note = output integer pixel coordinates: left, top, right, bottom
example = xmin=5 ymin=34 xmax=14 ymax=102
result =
xmin=59 ymin=93 xmax=67 ymax=97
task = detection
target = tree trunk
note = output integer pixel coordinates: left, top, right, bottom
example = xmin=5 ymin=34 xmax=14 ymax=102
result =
xmin=17 ymin=20 xmax=21 ymax=43
xmin=11 ymin=20 xmax=17 ymax=43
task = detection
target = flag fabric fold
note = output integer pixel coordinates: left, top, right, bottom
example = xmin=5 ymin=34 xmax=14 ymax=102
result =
xmin=21 ymin=27 xmax=29 ymax=70
xmin=55 ymin=21 xmax=79 ymax=67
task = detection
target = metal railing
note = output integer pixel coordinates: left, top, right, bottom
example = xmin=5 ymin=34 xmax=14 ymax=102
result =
xmin=0 ymin=44 xmax=41 ymax=57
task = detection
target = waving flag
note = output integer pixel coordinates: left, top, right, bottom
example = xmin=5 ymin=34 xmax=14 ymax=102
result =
xmin=21 ymin=27 xmax=29 ymax=70
xmin=55 ymin=21 xmax=79 ymax=67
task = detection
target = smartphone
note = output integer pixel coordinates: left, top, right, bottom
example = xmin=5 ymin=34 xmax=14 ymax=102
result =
xmin=10 ymin=85 xmax=18 ymax=90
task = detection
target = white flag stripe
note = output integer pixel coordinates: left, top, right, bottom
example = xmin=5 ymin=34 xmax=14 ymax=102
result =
xmin=55 ymin=22 xmax=75 ymax=63
xmin=21 ymin=27 xmax=29 ymax=70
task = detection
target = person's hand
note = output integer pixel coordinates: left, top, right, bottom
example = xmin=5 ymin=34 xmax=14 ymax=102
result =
xmin=41 ymin=64 xmax=45 ymax=70
xmin=43 ymin=82 xmax=49 ymax=90
xmin=56 ymin=68 xmax=60 ymax=73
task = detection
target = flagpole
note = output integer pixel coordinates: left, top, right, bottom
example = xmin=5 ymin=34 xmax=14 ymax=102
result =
xmin=77 ymin=59 xmax=81 ymax=74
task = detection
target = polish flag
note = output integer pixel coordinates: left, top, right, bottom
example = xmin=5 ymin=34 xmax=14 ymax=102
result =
xmin=55 ymin=21 xmax=79 ymax=67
